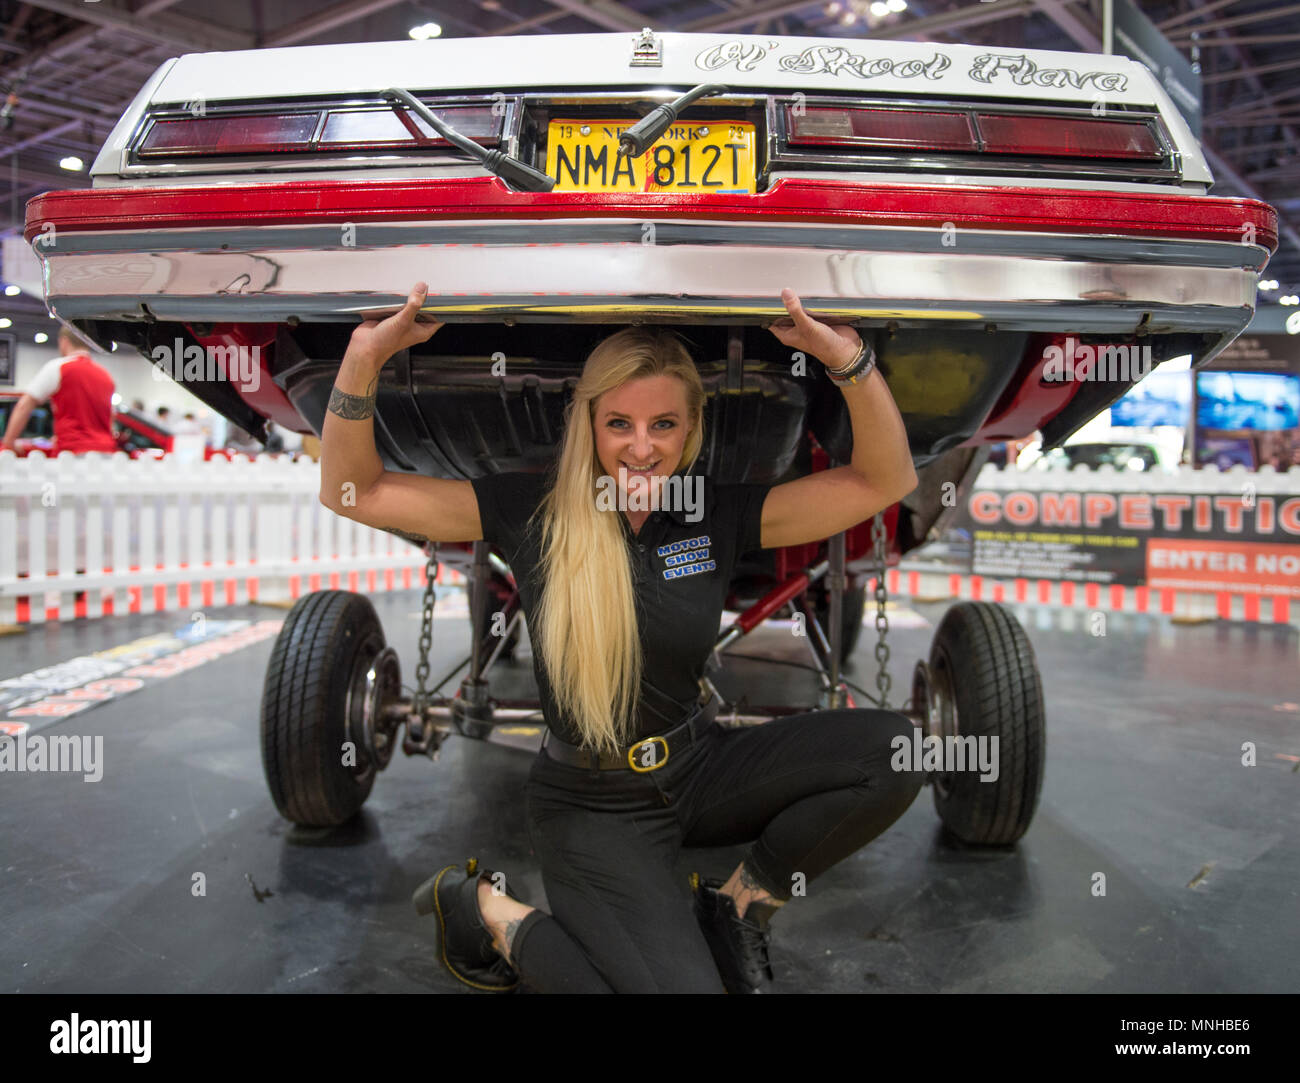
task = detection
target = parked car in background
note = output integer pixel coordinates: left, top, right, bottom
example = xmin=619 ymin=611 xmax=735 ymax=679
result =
xmin=0 ymin=390 xmax=55 ymax=456
xmin=113 ymin=408 xmax=231 ymax=460
xmin=1024 ymin=441 xmax=1164 ymax=472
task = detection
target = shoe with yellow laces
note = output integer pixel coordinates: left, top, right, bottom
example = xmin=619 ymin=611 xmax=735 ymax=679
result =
xmin=413 ymin=858 xmax=523 ymax=992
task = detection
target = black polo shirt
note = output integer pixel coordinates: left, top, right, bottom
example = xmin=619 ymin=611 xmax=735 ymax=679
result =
xmin=469 ymin=468 xmax=772 ymax=746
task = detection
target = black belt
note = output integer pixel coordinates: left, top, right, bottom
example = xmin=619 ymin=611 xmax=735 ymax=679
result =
xmin=542 ymin=693 xmax=719 ymax=772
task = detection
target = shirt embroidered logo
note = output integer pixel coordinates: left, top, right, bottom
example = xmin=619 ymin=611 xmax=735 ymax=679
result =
xmin=658 ymin=533 xmax=714 ymax=580
xmin=662 ymin=559 xmax=716 ymax=580
xmin=656 ymin=535 xmax=711 ymax=557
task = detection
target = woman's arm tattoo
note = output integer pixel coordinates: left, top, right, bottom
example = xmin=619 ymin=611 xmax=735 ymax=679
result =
xmin=327 ymin=373 xmax=379 ymax=420
xmin=380 ymin=526 xmax=428 ymax=545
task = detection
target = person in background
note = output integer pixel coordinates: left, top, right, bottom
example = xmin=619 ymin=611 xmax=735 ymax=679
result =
xmin=156 ymin=405 xmax=172 ymax=428
xmin=131 ymin=398 xmax=145 ymax=413
xmin=223 ymin=422 xmax=262 ymax=456
xmin=263 ymin=421 xmax=286 ymax=454
xmin=1 ymin=327 xmax=119 ymax=455
xmin=173 ymin=411 xmax=204 ymax=436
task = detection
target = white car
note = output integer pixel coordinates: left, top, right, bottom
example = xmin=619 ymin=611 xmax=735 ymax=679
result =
xmin=24 ymin=29 xmax=1278 ymax=842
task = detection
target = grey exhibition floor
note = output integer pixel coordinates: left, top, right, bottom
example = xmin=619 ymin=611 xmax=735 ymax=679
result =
xmin=2 ymin=588 xmax=1297 ymax=994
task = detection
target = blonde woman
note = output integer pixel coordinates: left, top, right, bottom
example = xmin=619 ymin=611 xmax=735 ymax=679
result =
xmin=321 ymin=282 xmax=923 ymax=993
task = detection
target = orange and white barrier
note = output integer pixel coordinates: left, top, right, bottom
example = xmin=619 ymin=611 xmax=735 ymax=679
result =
xmin=885 ymin=565 xmax=1296 ymax=625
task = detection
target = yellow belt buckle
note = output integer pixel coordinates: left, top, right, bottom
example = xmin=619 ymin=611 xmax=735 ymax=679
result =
xmin=628 ymin=736 xmax=669 ymax=773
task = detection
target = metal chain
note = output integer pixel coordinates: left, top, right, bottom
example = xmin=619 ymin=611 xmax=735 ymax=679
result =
xmin=871 ymin=512 xmax=891 ymax=708
xmin=412 ymin=543 xmax=439 ymax=717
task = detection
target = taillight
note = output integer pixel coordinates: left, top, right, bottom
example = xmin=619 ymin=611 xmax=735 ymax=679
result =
xmin=976 ymin=114 xmax=1163 ymax=160
xmin=781 ymin=102 xmax=1164 ymax=162
xmin=788 ymin=106 xmax=976 ymax=152
xmin=137 ymin=103 xmax=502 ymax=159
xmin=139 ymin=113 xmax=321 ymax=156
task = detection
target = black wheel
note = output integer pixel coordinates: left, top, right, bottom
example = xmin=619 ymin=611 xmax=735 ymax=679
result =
xmin=475 ymin=570 xmax=521 ymax=662
xmin=812 ymin=578 xmax=867 ymax=663
xmin=925 ymin=602 xmax=1046 ymax=845
xmin=260 ymin=590 xmax=395 ymax=827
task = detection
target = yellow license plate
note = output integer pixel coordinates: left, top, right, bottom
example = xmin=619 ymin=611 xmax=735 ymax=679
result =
xmin=546 ymin=120 xmax=756 ymax=194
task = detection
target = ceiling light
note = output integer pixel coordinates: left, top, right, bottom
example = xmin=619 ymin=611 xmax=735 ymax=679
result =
xmin=34 ymin=332 xmax=48 ymax=343
xmin=3 ymin=285 xmax=18 ymax=296
xmin=887 ymin=0 xmax=908 ymax=10
xmin=869 ymin=1 xmax=889 ymax=14
xmin=408 ymin=22 xmax=442 ymax=39
xmin=1287 ymin=311 xmax=1300 ymax=335
xmin=1259 ymin=279 xmax=1278 ymax=290
xmin=59 ymin=156 xmax=84 ymax=171
xmin=0 ymin=318 xmax=11 ymax=328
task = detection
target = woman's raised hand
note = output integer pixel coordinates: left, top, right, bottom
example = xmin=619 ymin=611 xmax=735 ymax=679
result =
xmin=766 ymin=287 xmax=861 ymax=370
xmin=348 ymin=282 xmax=444 ymax=368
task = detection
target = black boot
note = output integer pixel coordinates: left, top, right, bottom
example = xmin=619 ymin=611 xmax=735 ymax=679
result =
xmin=413 ymin=858 xmax=523 ymax=992
xmin=692 ymin=874 xmax=775 ymax=994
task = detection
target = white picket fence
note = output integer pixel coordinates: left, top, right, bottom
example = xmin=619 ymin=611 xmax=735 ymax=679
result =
xmin=971 ymin=459 xmax=1300 ymax=494
xmin=0 ymin=450 xmax=462 ymax=626
xmin=2 ymin=453 xmax=1297 ymax=629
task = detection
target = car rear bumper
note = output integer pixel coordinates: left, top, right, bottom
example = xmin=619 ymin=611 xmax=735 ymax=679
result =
xmin=27 ymin=175 xmax=1277 ymax=333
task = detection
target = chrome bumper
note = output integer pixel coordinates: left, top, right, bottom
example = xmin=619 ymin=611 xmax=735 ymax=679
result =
xmin=40 ymin=219 xmax=1266 ymax=334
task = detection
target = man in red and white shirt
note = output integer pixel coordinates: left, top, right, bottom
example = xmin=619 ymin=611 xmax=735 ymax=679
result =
xmin=1 ymin=327 xmax=119 ymax=455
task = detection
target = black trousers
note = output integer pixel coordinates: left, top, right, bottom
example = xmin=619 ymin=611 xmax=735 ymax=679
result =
xmin=510 ymin=708 xmax=924 ymax=993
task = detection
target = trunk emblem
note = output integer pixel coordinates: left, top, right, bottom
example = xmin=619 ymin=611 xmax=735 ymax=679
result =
xmin=631 ymin=27 xmax=662 ymax=67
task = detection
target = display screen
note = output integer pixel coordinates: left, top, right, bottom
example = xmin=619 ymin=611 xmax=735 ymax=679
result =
xmin=1111 ymin=369 xmax=1191 ymax=427
xmin=1196 ymin=371 xmax=1300 ymax=431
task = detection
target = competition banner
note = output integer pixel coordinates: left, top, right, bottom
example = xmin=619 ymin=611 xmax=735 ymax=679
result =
xmin=962 ymin=487 xmax=1300 ymax=596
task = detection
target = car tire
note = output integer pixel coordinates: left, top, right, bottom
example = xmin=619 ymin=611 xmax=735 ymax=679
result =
xmin=260 ymin=590 xmax=385 ymax=827
xmin=926 ymin=602 xmax=1045 ymax=846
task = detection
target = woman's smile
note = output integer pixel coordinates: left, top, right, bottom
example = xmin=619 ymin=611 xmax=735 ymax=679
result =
xmin=594 ymin=373 xmax=691 ymax=489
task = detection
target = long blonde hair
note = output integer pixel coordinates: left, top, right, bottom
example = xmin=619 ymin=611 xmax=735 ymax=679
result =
xmin=526 ymin=328 xmax=706 ymax=755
